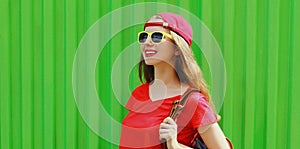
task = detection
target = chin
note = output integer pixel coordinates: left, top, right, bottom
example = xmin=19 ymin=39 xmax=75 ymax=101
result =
xmin=144 ymin=58 xmax=162 ymax=66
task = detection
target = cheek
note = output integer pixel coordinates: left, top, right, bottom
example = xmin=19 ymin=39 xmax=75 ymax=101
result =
xmin=140 ymin=44 xmax=148 ymax=53
xmin=140 ymin=45 xmax=143 ymax=52
xmin=162 ymin=40 xmax=175 ymax=49
xmin=157 ymin=43 xmax=175 ymax=55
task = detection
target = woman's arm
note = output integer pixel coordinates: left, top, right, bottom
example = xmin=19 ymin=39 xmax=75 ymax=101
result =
xmin=198 ymin=123 xmax=231 ymax=149
xmin=160 ymin=118 xmax=231 ymax=149
xmin=166 ymin=123 xmax=231 ymax=149
xmin=166 ymin=138 xmax=192 ymax=149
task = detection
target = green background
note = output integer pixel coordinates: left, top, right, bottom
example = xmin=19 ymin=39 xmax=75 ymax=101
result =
xmin=1 ymin=0 xmax=299 ymax=149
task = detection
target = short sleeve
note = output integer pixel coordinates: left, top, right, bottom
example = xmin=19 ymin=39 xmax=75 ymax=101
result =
xmin=125 ymin=83 xmax=149 ymax=110
xmin=187 ymin=92 xmax=217 ymax=129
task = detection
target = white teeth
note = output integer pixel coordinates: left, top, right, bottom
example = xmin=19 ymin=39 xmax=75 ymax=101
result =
xmin=146 ymin=51 xmax=156 ymax=54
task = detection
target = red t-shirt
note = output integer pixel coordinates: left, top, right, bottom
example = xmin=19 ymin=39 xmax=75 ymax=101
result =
xmin=119 ymin=83 xmax=217 ymax=149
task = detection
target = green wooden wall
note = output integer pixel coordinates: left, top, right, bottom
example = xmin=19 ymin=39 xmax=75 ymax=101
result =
xmin=1 ymin=0 xmax=299 ymax=149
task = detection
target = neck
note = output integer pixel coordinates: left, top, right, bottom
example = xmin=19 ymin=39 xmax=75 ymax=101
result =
xmin=153 ymin=62 xmax=180 ymax=88
xmin=149 ymin=62 xmax=188 ymax=101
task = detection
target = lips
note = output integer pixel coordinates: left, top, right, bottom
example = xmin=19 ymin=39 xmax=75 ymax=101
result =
xmin=144 ymin=49 xmax=157 ymax=57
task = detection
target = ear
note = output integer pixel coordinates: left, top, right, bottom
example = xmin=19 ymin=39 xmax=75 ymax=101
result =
xmin=173 ymin=44 xmax=181 ymax=56
xmin=175 ymin=50 xmax=180 ymax=56
xmin=174 ymin=47 xmax=181 ymax=56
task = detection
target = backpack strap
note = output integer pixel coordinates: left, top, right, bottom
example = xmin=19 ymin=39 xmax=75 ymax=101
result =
xmin=169 ymin=89 xmax=199 ymax=121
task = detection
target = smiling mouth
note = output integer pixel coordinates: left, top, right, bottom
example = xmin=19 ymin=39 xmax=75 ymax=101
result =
xmin=144 ymin=50 xmax=157 ymax=57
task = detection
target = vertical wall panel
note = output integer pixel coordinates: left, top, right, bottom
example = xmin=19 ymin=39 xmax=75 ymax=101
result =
xmin=0 ymin=0 xmax=11 ymax=148
xmin=1 ymin=0 xmax=300 ymax=149
xmin=200 ymin=0 xmax=212 ymax=82
xmin=222 ymin=0 xmax=235 ymax=141
xmin=21 ymin=0 xmax=34 ymax=147
xmin=289 ymin=1 xmax=300 ymax=149
xmin=43 ymin=0 xmax=55 ymax=148
xmin=266 ymin=0 xmax=279 ymax=148
xmin=254 ymin=0 xmax=268 ymax=148
xmin=244 ymin=1 xmax=257 ymax=148
xmin=10 ymin=0 xmax=22 ymax=148
xmin=54 ymin=0 xmax=66 ymax=147
xmin=232 ymin=0 xmax=247 ymax=148
xmin=65 ymin=0 xmax=77 ymax=147
xmin=74 ymin=0 xmax=83 ymax=148
xmin=86 ymin=0 xmax=100 ymax=148
xmin=276 ymin=0 xmax=291 ymax=148
xmin=32 ymin=0 xmax=44 ymax=148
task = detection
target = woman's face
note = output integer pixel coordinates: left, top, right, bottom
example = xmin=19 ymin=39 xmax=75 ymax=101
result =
xmin=140 ymin=19 xmax=177 ymax=66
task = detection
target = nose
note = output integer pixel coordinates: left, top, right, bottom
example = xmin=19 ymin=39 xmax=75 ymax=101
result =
xmin=141 ymin=36 xmax=154 ymax=52
xmin=143 ymin=35 xmax=153 ymax=45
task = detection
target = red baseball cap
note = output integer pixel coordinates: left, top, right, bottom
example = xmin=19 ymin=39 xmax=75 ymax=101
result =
xmin=144 ymin=12 xmax=193 ymax=46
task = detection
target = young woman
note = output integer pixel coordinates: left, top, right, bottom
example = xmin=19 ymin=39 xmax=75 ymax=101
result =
xmin=120 ymin=12 xmax=231 ymax=149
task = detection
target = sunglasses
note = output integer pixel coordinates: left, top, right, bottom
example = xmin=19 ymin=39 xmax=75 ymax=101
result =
xmin=138 ymin=31 xmax=174 ymax=44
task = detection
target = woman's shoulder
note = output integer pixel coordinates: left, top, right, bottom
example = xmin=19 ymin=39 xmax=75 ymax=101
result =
xmin=132 ymin=83 xmax=149 ymax=94
xmin=188 ymin=90 xmax=207 ymax=103
xmin=125 ymin=83 xmax=152 ymax=111
xmin=185 ymin=90 xmax=213 ymax=111
xmin=184 ymin=90 xmax=217 ymax=128
xmin=130 ymin=83 xmax=150 ymax=101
